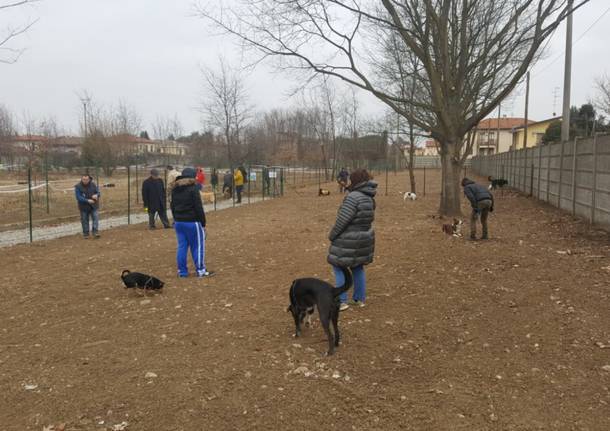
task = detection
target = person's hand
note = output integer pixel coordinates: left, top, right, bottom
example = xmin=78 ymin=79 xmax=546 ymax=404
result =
xmin=92 ymin=194 xmax=98 ymax=200
xmin=87 ymin=199 xmax=95 ymax=204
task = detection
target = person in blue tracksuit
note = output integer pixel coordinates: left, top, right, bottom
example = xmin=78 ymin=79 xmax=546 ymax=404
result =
xmin=170 ymin=167 xmax=214 ymax=278
xmin=74 ymin=174 xmax=101 ymax=238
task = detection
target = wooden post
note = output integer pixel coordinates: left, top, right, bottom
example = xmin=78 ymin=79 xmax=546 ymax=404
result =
xmin=571 ymin=138 xmax=578 ymax=216
xmin=530 ymin=163 xmax=534 ymax=196
xmin=591 ymin=134 xmax=598 ymax=224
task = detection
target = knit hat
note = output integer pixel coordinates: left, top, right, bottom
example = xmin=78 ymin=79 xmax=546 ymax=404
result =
xmin=150 ymin=168 xmax=160 ymax=177
xmin=181 ymin=167 xmax=196 ymax=178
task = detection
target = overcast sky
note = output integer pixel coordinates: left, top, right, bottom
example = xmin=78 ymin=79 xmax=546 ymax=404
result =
xmin=1 ymin=0 xmax=609 ymax=137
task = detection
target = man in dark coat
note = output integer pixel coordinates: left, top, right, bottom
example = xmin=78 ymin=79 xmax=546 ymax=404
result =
xmin=462 ymin=177 xmax=494 ymax=240
xmin=222 ymin=171 xmax=233 ymax=198
xmin=74 ymin=174 xmax=101 ymax=238
xmin=328 ymin=168 xmax=377 ymax=310
xmin=142 ymin=168 xmax=170 ymax=229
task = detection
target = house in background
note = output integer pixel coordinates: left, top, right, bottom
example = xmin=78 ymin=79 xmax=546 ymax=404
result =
xmin=512 ymin=116 xmax=561 ymax=149
xmin=474 ymin=117 xmax=532 ymax=156
xmin=422 ymin=139 xmax=439 ymax=156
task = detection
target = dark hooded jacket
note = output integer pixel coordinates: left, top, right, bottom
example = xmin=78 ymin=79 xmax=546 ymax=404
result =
xmin=327 ymin=181 xmax=377 ymax=268
xmin=170 ymin=177 xmax=206 ymax=226
xmin=142 ymin=177 xmax=166 ymax=212
xmin=462 ymin=178 xmax=493 ymax=209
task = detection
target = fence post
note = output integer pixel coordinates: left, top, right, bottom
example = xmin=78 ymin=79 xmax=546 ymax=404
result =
xmin=232 ymin=167 xmax=236 ymax=207
xmin=423 ymin=166 xmax=426 ymax=197
xmin=571 ymin=138 xmax=578 ymax=216
xmin=127 ymin=165 xmax=131 ymax=225
xmin=135 ymin=164 xmax=139 ymax=204
xmin=558 ymin=140 xmax=565 ymax=208
xmin=385 ymin=160 xmax=389 ymax=196
xmin=164 ymin=168 xmax=168 ymax=210
xmin=591 ymin=134 xmax=598 ymax=224
xmin=247 ymin=165 xmax=251 ymax=205
xmin=280 ymin=168 xmax=284 ymax=197
xmin=546 ymin=145 xmax=551 ymax=203
xmin=530 ymin=163 xmax=534 ymax=196
xmin=28 ymin=166 xmax=33 ymax=243
xmin=45 ymin=153 xmax=50 ymax=214
xmin=537 ymin=146 xmax=542 ymax=199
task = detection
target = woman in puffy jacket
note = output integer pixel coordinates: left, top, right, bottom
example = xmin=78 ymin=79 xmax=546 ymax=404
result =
xmin=327 ymin=168 xmax=377 ymax=310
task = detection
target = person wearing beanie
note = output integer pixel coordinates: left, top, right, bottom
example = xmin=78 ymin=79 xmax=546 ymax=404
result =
xmin=74 ymin=174 xmax=101 ymax=238
xmin=170 ymin=167 xmax=214 ymax=278
xmin=461 ymin=177 xmax=494 ymax=240
xmin=142 ymin=168 xmax=170 ymax=229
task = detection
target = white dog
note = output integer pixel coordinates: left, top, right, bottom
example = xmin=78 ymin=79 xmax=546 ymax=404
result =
xmin=403 ymin=192 xmax=417 ymax=201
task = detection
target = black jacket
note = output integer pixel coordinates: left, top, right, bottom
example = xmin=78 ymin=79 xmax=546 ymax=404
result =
xmin=462 ymin=179 xmax=493 ymax=209
xmin=170 ymin=177 xmax=206 ymax=226
xmin=327 ymin=181 xmax=377 ymax=268
xmin=142 ymin=177 xmax=166 ymax=212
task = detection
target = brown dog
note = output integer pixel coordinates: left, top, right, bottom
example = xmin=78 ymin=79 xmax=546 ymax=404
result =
xmin=442 ymin=219 xmax=463 ymax=237
xmin=318 ymin=188 xmax=331 ymax=196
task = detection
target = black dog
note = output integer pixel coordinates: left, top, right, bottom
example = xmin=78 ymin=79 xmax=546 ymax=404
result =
xmin=287 ymin=267 xmax=353 ymax=355
xmin=121 ymin=270 xmax=164 ymax=290
xmin=488 ymin=176 xmax=508 ymax=190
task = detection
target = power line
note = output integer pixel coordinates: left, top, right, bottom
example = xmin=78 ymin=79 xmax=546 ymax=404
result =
xmin=532 ymin=4 xmax=610 ymax=78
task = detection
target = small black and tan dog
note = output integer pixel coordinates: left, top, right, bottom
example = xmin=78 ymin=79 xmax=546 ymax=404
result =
xmin=121 ymin=270 xmax=164 ymax=290
xmin=287 ymin=267 xmax=352 ymax=355
xmin=488 ymin=176 xmax=508 ymax=190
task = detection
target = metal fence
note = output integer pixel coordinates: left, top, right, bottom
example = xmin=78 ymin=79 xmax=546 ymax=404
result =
xmin=471 ymin=134 xmax=610 ymax=231
xmin=0 ymin=164 xmax=328 ymax=246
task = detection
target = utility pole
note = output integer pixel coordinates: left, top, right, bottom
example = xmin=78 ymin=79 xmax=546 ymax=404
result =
xmin=524 ymin=71 xmax=530 ymax=149
xmin=80 ymin=95 xmax=91 ymax=138
xmin=561 ymin=0 xmax=574 ymax=143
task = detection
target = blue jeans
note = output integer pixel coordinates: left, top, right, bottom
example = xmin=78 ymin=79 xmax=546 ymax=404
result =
xmin=80 ymin=207 xmax=99 ymax=236
xmin=332 ymin=265 xmax=366 ymax=303
xmin=174 ymin=221 xmax=206 ymax=277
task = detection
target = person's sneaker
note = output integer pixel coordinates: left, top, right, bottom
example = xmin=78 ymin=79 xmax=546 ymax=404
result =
xmin=339 ymin=303 xmax=349 ymax=311
xmin=93 ymin=233 xmax=100 ymax=239
xmin=83 ymin=234 xmax=90 ymax=239
xmin=197 ymin=270 xmax=216 ymax=278
xmin=178 ymin=273 xmax=189 ymax=278
xmin=348 ymin=300 xmax=366 ymax=308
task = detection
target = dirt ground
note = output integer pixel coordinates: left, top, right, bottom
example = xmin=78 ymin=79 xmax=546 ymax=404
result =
xmin=0 ymin=170 xmax=609 ymax=431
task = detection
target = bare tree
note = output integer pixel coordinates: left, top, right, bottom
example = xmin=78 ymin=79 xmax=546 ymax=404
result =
xmin=0 ymin=103 xmax=15 ymax=166
xmin=200 ymin=57 xmax=251 ymax=167
xmin=1 ymin=0 xmax=39 ymax=64
xmin=153 ymin=114 xmax=183 ymax=141
xmin=595 ymin=74 xmax=610 ymax=118
xmin=198 ymin=0 xmax=589 ymax=216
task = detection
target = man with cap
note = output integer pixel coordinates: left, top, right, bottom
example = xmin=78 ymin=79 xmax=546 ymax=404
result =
xmin=74 ymin=174 xmax=101 ymax=238
xmin=171 ymin=167 xmax=214 ymax=278
xmin=142 ymin=168 xmax=170 ymax=229
xmin=461 ymin=177 xmax=494 ymax=240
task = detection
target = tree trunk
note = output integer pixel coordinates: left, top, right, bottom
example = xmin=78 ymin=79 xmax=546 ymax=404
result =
xmin=439 ymin=140 xmax=463 ymax=216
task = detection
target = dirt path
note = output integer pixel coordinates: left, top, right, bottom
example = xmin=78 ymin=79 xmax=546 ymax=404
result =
xmin=0 ymin=171 xmax=609 ymax=431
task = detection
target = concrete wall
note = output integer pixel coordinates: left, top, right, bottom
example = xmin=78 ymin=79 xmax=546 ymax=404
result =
xmin=471 ymin=134 xmax=610 ymax=231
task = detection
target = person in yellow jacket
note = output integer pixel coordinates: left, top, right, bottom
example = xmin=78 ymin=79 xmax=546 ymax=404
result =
xmin=234 ymin=168 xmax=244 ymax=203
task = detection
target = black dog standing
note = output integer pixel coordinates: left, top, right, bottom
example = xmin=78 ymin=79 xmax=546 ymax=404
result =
xmin=287 ymin=267 xmax=353 ymax=355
